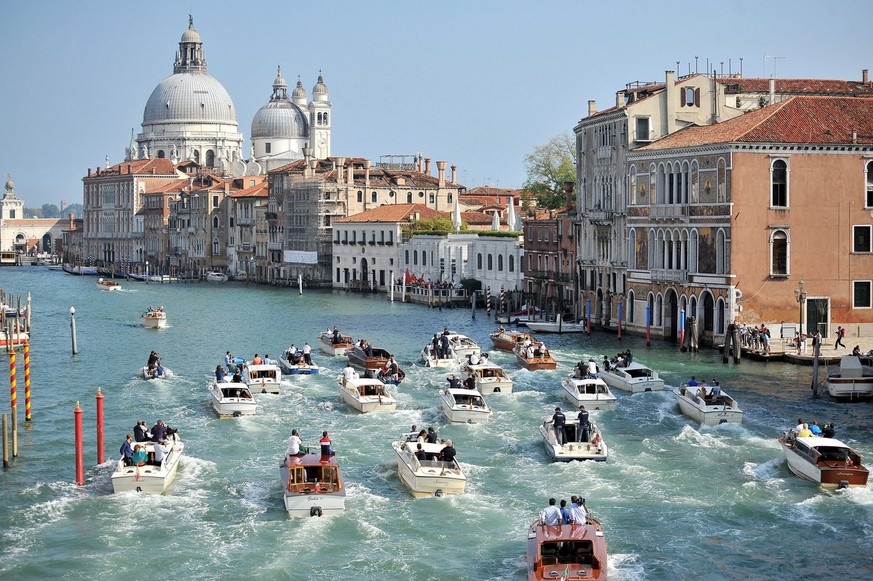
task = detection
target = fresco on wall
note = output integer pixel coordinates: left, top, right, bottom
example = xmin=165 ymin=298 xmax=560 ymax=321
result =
xmin=636 ymin=230 xmax=647 ymax=267
xmin=698 ymin=227 xmax=715 ymax=273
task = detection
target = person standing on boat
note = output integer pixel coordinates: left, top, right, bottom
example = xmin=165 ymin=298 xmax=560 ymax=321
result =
xmin=151 ymin=420 xmax=167 ymax=442
xmin=548 ymin=407 xmax=567 ymax=445
xmin=822 ymin=423 xmax=836 ymax=438
xmin=577 ymin=406 xmax=590 ymax=442
xmin=559 ymin=500 xmax=573 ymax=525
xmin=440 ymin=334 xmax=450 ymax=359
xmin=426 ymin=427 xmax=438 ymax=444
xmin=153 ymin=440 xmax=168 ymax=466
xmin=431 ymin=334 xmax=440 ymax=359
xmin=342 ymin=363 xmax=358 ymax=385
xmin=570 ymin=496 xmax=588 ymax=524
xmin=319 ymin=432 xmax=333 ymax=456
xmin=225 ymin=352 xmax=234 ymax=372
xmin=252 ymin=354 xmax=263 ymax=365
xmin=302 ymin=343 xmax=312 ymax=365
xmin=539 ymin=498 xmax=562 ymax=526
xmin=587 ymin=359 xmax=598 ymax=378
xmin=447 ymin=374 xmax=462 ymax=389
xmin=120 ymin=434 xmax=134 ymax=466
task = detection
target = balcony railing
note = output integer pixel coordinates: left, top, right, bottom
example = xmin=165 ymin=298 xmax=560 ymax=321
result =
xmin=650 ymin=268 xmax=688 ymax=283
xmin=650 ymin=205 xmax=685 ymax=220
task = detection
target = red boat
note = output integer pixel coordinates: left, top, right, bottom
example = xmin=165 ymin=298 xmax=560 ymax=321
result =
xmin=527 ymin=516 xmax=607 ymax=580
xmin=489 ymin=328 xmax=535 ymax=352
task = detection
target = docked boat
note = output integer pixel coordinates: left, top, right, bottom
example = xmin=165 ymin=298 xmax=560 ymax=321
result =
xmin=141 ymin=308 xmax=168 ymax=329
xmin=244 ymin=362 xmax=283 ymax=394
xmin=140 ymin=365 xmax=172 ymax=380
xmin=280 ymin=451 xmax=346 ymax=517
xmin=496 ymin=305 xmax=542 ymax=325
xmin=111 ymin=436 xmax=184 ymax=494
xmin=420 ymin=342 xmax=458 ymax=367
xmin=489 ymin=328 xmax=535 ymax=352
xmin=437 ymin=331 xmax=482 ymax=360
xmin=598 ymin=361 xmax=665 ymax=393
xmin=463 ymin=360 xmax=513 ymax=394
xmin=96 ymin=277 xmax=122 ymax=291
xmin=562 ymin=376 xmax=617 ymax=411
xmin=514 ymin=341 xmax=557 ymax=371
xmin=277 ymin=348 xmax=320 ymax=375
xmin=318 ymin=329 xmax=354 ymax=356
xmin=440 ymin=387 xmax=492 ymax=423
xmin=674 ymin=385 xmax=743 ymax=425
xmin=539 ymin=417 xmax=607 ymax=462
xmin=527 ymin=513 xmax=607 ymax=581
xmin=825 ymin=355 xmax=873 ymax=400
xmin=338 ymin=375 xmax=397 ymax=413
xmin=525 ymin=314 xmax=587 ymax=334
xmin=0 ymin=327 xmax=29 ymax=348
xmin=778 ymin=432 xmax=869 ymax=490
xmin=63 ymin=264 xmax=98 ymax=275
xmin=208 ymin=381 xmax=256 ymax=418
xmin=392 ymin=436 xmax=466 ymax=497
xmin=204 ymin=271 xmax=228 ymax=283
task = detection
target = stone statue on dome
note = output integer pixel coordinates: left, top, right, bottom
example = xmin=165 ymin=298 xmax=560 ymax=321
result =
xmin=141 ymin=145 xmax=149 ymax=159
xmin=170 ymin=143 xmax=179 ymax=162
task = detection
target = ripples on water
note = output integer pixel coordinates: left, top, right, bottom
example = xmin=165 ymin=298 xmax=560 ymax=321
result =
xmin=1 ymin=268 xmax=872 ymax=580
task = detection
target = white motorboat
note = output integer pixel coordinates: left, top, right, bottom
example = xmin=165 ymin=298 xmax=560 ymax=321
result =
xmin=208 ymin=381 xmax=256 ymax=418
xmin=420 ymin=342 xmax=458 ymax=367
xmin=392 ymin=436 xmax=466 ymax=498
xmin=539 ymin=417 xmax=607 ymax=462
xmin=280 ymin=452 xmax=346 ymax=517
xmin=440 ymin=387 xmax=492 ymax=423
xmin=141 ymin=309 xmax=168 ymax=329
xmin=598 ymin=361 xmax=665 ymax=393
xmin=318 ymin=329 xmax=354 ymax=356
xmin=140 ymin=365 xmax=172 ymax=380
xmin=111 ymin=437 xmax=184 ymax=493
xmin=825 ymin=355 xmax=873 ymax=400
xmin=244 ymin=363 xmax=282 ymax=394
xmin=278 ymin=348 xmax=320 ymax=375
xmin=778 ymin=432 xmax=869 ymax=490
xmin=463 ymin=360 xmax=513 ymax=394
xmin=674 ymin=385 xmax=743 ymax=425
xmin=436 ymin=331 xmax=482 ymax=360
xmin=204 ymin=271 xmax=228 ymax=282
xmin=96 ymin=277 xmax=121 ymax=291
xmin=338 ymin=375 xmax=397 ymax=413
xmin=562 ymin=376 xmax=617 ymax=411
xmin=525 ymin=314 xmax=587 ymax=334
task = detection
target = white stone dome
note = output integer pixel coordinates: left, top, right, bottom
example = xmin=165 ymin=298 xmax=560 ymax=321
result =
xmin=251 ymin=99 xmax=308 ymax=139
xmin=143 ymin=73 xmax=237 ymax=125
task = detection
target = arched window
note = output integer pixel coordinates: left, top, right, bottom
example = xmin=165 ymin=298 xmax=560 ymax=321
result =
xmin=193 ymin=150 xmax=200 ymax=164
xmin=371 ymin=191 xmax=377 ymax=203
xmin=413 ymin=250 xmax=418 ymax=266
xmin=407 ymin=192 xmax=413 ymax=203
xmin=771 ymin=159 xmax=788 ymax=207
xmin=323 ymin=113 xmax=328 ymax=125
xmin=509 ymin=255 xmax=515 ymax=272
xmin=717 ymin=158 xmax=726 ymax=202
xmin=206 ymin=150 xmax=215 ymax=168
xmin=691 ymin=160 xmax=699 ymax=203
xmin=477 ymin=253 xmax=482 ymax=269
xmin=212 ymin=237 xmax=219 ymax=256
xmin=422 ymin=252 xmax=427 ymax=266
xmin=866 ymin=161 xmax=873 ymax=208
xmin=357 ymin=191 xmax=363 ymax=203
xmin=213 ymin=216 xmax=219 ymax=229
xmin=716 ymin=229 xmax=726 ymax=274
xmin=628 ymin=229 xmax=637 ymax=269
xmin=716 ymin=298 xmax=726 ymax=334
xmin=157 ymin=150 xmax=165 ymax=159
xmin=404 ymin=250 xmax=409 ymax=265
xmin=498 ymin=255 xmax=504 ymax=271
xmin=317 ymin=112 xmax=323 ymax=125
xmin=770 ymin=229 xmax=788 ymax=276
xmin=629 ymin=166 xmax=637 ymax=205
xmin=627 ymin=290 xmax=635 ymax=323
xmin=487 ymin=254 xmax=493 ymax=270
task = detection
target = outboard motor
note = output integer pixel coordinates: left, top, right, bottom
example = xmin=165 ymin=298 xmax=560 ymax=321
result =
xmin=310 ymin=506 xmax=323 ymax=517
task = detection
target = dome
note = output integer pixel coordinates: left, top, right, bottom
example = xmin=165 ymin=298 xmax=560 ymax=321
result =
xmin=312 ymin=74 xmax=329 ymax=101
xmin=181 ymin=27 xmax=201 ymax=44
xmin=143 ymin=72 xmax=237 ymax=125
xmin=251 ymin=99 xmax=308 ymax=139
xmin=292 ymin=79 xmax=307 ymax=100
xmin=4 ymin=180 xmax=13 ymax=192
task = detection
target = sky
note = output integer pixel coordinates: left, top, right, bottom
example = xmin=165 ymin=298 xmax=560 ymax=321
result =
xmin=1 ymin=0 xmax=871 ymax=208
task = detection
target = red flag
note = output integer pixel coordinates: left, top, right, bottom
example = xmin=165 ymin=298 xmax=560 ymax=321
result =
xmin=404 ymin=268 xmax=414 ymax=285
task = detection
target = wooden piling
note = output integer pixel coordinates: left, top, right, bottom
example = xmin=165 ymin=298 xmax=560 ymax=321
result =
xmin=96 ymin=388 xmax=104 ymax=464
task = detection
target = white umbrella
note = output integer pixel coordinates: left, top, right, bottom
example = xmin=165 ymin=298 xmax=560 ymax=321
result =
xmin=491 ymin=210 xmax=500 ymax=231
xmin=452 ymin=197 xmax=462 ymax=232
xmin=507 ymin=197 xmax=518 ymax=231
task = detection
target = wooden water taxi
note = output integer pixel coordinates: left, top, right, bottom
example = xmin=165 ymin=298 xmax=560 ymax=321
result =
xmin=111 ymin=436 xmax=184 ymax=494
xmin=96 ymin=277 xmax=121 ymax=291
xmin=527 ymin=513 xmax=607 ymax=580
xmin=514 ymin=342 xmax=557 ymax=371
xmin=489 ymin=328 xmax=534 ymax=352
xmin=280 ymin=452 xmax=346 ymax=517
xmin=562 ymin=376 xmax=617 ymax=411
xmin=347 ymin=343 xmax=391 ymax=372
xmin=392 ymin=435 xmax=466 ymax=498
xmin=318 ymin=329 xmax=354 ymax=356
xmin=825 ymin=355 xmax=873 ymax=400
xmin=778 ymin=432 xmax=869 ymax=490
xmin=598 ymin=361 xmax=664 ymax=393
xmin=463 ymin=360 xmax=513 ymax=394
xmin=208 ymin=381 xmax=256 ymax=418
xmin=674 ymin=385 xmax=743 ymax=425
xmin=141 ymin=308 xmax=168 ymax=329
xmin=338 ymin=375 xmax=397 ymax=413
xmin=244 ymin=362 xmax=283 ymax=394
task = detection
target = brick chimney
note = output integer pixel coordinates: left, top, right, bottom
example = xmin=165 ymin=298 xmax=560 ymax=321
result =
xmin=665 ymin=70 xmax=677 ymax=134
xmin=364 ymin=159 xmax=371 ymax=187
xmin=437 ymin=161 xmax=447 ymax=188
xmin=616 ymin=91 xmax=625 ymax=109
xmin=587 ymin=100 xmax=597 ymax=117
xmin=864 ymin=69 xmax=869 ymax=84
xmin=336 ymin=157 xmax=346 ymax=183
xmin=450 ymin=164 xmax=457 ymax=183
xmin=769 ymin=78 xmax=775 ymax=106
xmin=424 ymin=158 xmax=431 ymax=175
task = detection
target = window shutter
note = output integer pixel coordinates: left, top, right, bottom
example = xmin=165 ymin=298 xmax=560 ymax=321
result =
xmin=694 ymin=88 xmax=701 ymax=107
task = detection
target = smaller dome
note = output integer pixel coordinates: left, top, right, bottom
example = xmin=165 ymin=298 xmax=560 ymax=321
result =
xmin=292 ymin=79 xmax=307 ymax=100
xmin=5 ymin=180 xmax=13 ymax=192
xmin=251 ymin=100 xmax=308 ymax=139
xmin=312 ymin=74 xmax=328 ymax=96
xmin=181 ymin=16 xmax=201 ymax=43
xmin=273 ymin=66 xmax=287 ymax=90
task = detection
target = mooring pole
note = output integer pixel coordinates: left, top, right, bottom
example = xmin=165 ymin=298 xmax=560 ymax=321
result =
xmin=74 ymin=402 xmax=84 ymax=485
xmin=96 ymin=388 xmax=104 ymax=464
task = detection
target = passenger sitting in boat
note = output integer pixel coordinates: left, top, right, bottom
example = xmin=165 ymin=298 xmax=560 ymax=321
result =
xmin=155 ymin=363 xmax=164 ymax=377
xmin=821 ymin=423 xmax=836 ymax=438
xmin=809 ymin=421 xmax=822 ymax=436
xmin=464 ymin=374 xmax=476 ymax=390
xmin=134 ymin=420 xmax=149 ymax=442
xmin=697 ymin=387 xmax=708 ymax=400
xmin=539 ymin=498 xmax=562 ymax=526
xmin=131 ymin=444 xmax=147 ymax=467
xmin=148 ymin=350 xmax=159 ymax=366
xmin=601 ymin=356 xmax=610 ymax=372
xmin=232 ymin=371 xmax=242 ymax=383
xmin=797 ymin=424 xmax=813 ymax=438
xmin=439 ymin=439 xmax=457 ymax=463
xmin=252 ymin=354 xmax=263 ymax=365
xmin=414 ymin=443 xmax=427 ymax=461
xmin=286 ymin=429 xmax=305 ymax=457
xmin=364 ymin=342 xmax=374 ymax=357
xmin=447 ymin=374 xmax=462 ymax=389
xmin=215 ymin=365 xmax=226 ymax=382
xmin=469 ymin=352 xmax=480 ymax=365
xmin=263 ymin=354 xmax=273 ymax=365
xmin=852 ymin=345 xmax=861 ymax=356
xmin=687 ymin=376 xmax=698 ymax=387
xmin=570 ymin=496 xmax=588 ymax=524
xmin=710 ymin=382 xmax=721 ymax=398
xmin=319 ymin=431 xmax=333 ymax=456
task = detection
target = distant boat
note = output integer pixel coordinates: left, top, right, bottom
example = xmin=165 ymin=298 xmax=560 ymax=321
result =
xmin=96 ymin=278 xmax=122 ymax=291
xmin=63 ymin=264 xmax=98 ymax=275
xmin=141 ymin=309 xmax=168 ymax=329
xmin=674 ymin=385 xmax=744 ymax=425
xmin=525 ymin=315 xmax=587 ymax=334
xmin=205 ymin=271 xmax=228 ymax=283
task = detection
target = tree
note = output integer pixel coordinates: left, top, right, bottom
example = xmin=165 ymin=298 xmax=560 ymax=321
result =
xmin=522 ymin=132 xmax=576 ymax=210
xmin=408 ymin=215 xmax=463 ymax=233
xmin=41 ymin=203 xmax=60 ymax=218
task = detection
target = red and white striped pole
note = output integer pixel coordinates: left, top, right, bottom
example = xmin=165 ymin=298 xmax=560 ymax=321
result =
xmin=74 ymin=401 xmax=84 ymax=485
xmin=499 ymin=286 xmax=505 ymax=314
xmin=96 ymin=388 xmax=104 ymax=464
xmin=486 ymin=286 xmax=491 ymax=317
xmin=23 ymin=340 xmax=31 ymax=422
xmin=9 ymin=344 xmax=16 ymax=412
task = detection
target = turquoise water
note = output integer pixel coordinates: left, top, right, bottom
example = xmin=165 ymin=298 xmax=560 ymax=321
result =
xmin=0 ymin=267 xmax=872 ymax=580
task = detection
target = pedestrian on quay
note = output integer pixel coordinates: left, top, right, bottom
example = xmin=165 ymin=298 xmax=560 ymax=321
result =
xmin=834 ymin=326 xmax=846 ymax=349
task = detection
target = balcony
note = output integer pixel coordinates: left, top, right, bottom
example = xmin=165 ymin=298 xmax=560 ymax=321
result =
xmin=586 ymin=209 xmax=612 ymax=224
xmin=265 ymin=212 xmax=278 ymax=220
xmin=650 ymin=205 xmax=686 ymax=221
xmin=650 ymin=268 xmax=688 ymax=284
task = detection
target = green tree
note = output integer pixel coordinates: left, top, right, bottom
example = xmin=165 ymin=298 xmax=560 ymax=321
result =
xmin=409 ymin=215 xmax=462 ymax=233
xmin=522 ymin=132 xmax=576 ymax=210
xmin=41 ymin=203 xmax=60 ymax=218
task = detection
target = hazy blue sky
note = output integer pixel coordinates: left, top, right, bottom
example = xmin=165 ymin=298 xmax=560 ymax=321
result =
xmin=1 ymin=0 xmax=870 ymax=208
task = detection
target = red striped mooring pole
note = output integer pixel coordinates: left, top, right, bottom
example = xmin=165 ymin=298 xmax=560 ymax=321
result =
xmin=96 ymin=388 xmax=104 ymax=464
xmin=74 ymin=401 xmax=84 ymax=485
xmin=24 ymin=341 xmax=31 ymax=422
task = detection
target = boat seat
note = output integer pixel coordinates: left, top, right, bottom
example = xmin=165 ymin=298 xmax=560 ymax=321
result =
xmin=540 ymin=556 xmax=558 ymax=566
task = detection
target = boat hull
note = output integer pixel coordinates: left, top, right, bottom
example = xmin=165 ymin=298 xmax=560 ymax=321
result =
xmin=209 ymin=383 xmax=257 ymax=418
xmin=527 ymin=519 xmax=608 ymax=581
xmin=539 ymin=424 xmax=607 ymax=462
xmin=141 ymin=312 xmax=167 ymax=329
xmin=339 ymin=385 xmax=397 ymax=413
xmin=318 ymin=333 xmax=353 ymax=356
xmin=779 ymin=435 xmax=869 ymax=489
xmin=111 ymin=440 xmax=184 ymax=494
xmin=392 ymin=441 xmax=466 ymax=498
xmin=280 ymin=454 xmax=346 ymax=517
xmin=599 ymin=363 xmax=665 ymax=393
xmin=524 ymin=322 xmax=586 ymax=334
xmin=674 ymin=388 xmax=743 ymax=425
xmin=561 ymin=378 xmax=617 ymax=411
xmin=277 ymin=359 xmax=319 ymax=375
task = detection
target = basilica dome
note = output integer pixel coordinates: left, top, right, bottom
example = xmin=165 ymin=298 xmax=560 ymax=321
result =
xmin=143 ymin=73 xmax=237 ymax=125
xmin=251 ymin=67 xmax=308 ymax=139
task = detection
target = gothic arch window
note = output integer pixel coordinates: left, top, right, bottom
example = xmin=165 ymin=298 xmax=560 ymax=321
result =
xmin=477 ymin=253 xmax=483 ymax=269
xmin=629 ymin=166 xmax=637 ymax=205
xmin=323 ymin=113 xmax=328 ymax=125
xmin=647 ymin=229 xmax=655 ymax=269
xmin=487 ymin=254 xmax=493 ymax=270
xmin=193 ymin=150 xmax=200 ymax=164
xmin=716 ymin=229 xmax=726 ymax=274
xmin=681 ymin=160 xmax=690 ymax=204
xmin=413 ymin=250 xmax=418 ymax=266
xmin=498 ymin=255 xmax=504 ymax=271
xmin=357 ymin=191 xmax=363 ymax=203
xmin=371 ymin=191 xmax=377 ymax=203
xmin=691 ymin=160 xmax=699 ymax=203
xmin=422 ymin=252 xmax=427 ymax=266
xmin=404 ymin=250 xmax=409 ymax=265
xmin=213 ymin=216 xmax=219 ymax=229
xmin=770 ymin=229 xmax=789 ymax=276
xmin=206 ymin=150 xmax=215 ymax=168
xmin=627 ymin=290 xmax=635 ymax=323
xmin=717 ymin=158 xmax=726 ymax=202
xmin=407 ymin=192 xmax=413 ymax=203
xmin=317 ymin=112 xmax=323 ymax=125
xmin=212 ymin=237 xmax=219 ymax=256
xmin=865 ymin=160 xmax=873 ymax=208
xmin=509 ymin=255 xmax=515 ymax=272
xmin=716 ymin=298 xmax=726 ymax=334
xmin=628 ymin=229 xmax=637 ymax=269
xmin=771 ymin=159 xmax=789 ymax=207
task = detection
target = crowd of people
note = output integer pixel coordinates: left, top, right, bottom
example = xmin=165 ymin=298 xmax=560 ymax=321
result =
xmin=538 ymin=496 xmax=589 ymax=526
xmin=572 ymin=350 xmax=633 ymax=379
xmin=285 ymin=343 xmax=313 ymax=366
xmin=404 ymin=425 xmax=457 ymax=464
xmin=119 ymin=419 xmax=178 ymax=467
xmin=792 ymin=418 xmax=837 ymax=439
xmin=144 ymin=350 xmax=165 ymax=378
xmin=285 ymin=429 xmax=335 ymax=457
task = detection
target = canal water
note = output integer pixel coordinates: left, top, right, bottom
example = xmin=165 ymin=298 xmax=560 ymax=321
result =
xmin=0 ymin=267 xmax=871 ymax=580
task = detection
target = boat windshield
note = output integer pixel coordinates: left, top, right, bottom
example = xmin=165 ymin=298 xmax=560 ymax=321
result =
xmin=539 ymin=540 xmax=599 ymax=568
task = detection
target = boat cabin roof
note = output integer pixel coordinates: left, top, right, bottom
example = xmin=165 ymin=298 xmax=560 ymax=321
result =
xmin=446 ymin=387 xmax=484 ymax=396
xmin=285 ymin=452 xmax=340 ymax=468
xmin=795 ymin=436 xmax=851 ymax=450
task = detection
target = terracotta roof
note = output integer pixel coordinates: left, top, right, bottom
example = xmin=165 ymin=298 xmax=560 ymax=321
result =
xmin=336 ymin=203 xmax=447 ymax=223
xmin=146 ymin=179 xmax=190 ymax=194
xmin=269 ymin=157 xmax=464 ymax=188
xmin=461 ymin=211 xmax=493 ymax=225
xmin=86 ymin=158 xmax=180 ymax=178
xmin=716 ymin=77 xmax=873 ymax=96
xmin=229 ymin=181 xmax=269 ymax=198
xmin=636 ymin=96 xmax=873 ymax=150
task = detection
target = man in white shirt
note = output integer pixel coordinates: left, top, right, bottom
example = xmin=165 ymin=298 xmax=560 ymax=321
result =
xmin=286 ymin=429 xmax=304 ymax=456
xmin=469 ymin=352 xmax=480 ymax=365
xmin=342 ymin=363 xmax=358 ymax=385
xmin=570 ymin=496 xmax=588 ymax=525
xmin=539 ymin=498 xmax=562 ymax=525
xmin=587 ymin=359 xmax=598 ymax=378
xmin=302 ymin=343 xmax=312 ymax=365
xmin=153 ymin=440 xmax=168 ymax=466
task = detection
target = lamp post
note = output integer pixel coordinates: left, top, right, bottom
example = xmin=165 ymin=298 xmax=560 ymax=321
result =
xmin=145 ymin=260 xmax=149 ymax=284
xmin=794 ymin=279 xmax=807 ymax=336
xmin=69 ymin=306 xmax=78 ymax=355
xmin=249 ymin=257 xmax=254 ymax=285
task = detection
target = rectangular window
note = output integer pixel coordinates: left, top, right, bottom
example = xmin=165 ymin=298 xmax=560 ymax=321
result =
xmin=771 ymin=160 xmax=788 ymax=207
xmin=854 ymin=280 xmax=872 ymax=308
xmin=265 ymin=143 xmax=272 ymax=154
xmin=854 ymin=225 xmax=872 ymax=253
xmin=635 ymin=117 xmax=651 ymax=142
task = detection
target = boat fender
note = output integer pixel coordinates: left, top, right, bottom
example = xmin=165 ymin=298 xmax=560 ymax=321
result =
xmin=310 ymin=506 xmax=323 ymax=517
xmin=434 ymin=489 xmax=444 ymax=498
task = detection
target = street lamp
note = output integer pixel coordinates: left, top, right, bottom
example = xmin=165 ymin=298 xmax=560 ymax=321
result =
xmin=69 ymin=306 xmax=78 ymax=355
xmin=145 ymin=260 xmax=149 ymax=285
xmin=794 ymin=279 xmax=807 ymax=336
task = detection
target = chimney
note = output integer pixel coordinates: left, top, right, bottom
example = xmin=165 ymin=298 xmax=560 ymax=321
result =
xmin=302 ymin=145 xmax=312 ymax=177
xmin=864 ymin=69 xmax=869 ymax=84
xmin=769 ymin=78 xmax=775 ymax=106
xmin=424 ymin=157 xmax=431 ymax=175
xmin=437 ymin=161 xmax=447 ymax=188
xmin=417 ymin=153 xmax=423 ymax=173
xmin=616 ymin=91 xmax=625 ymax=109
xmin=587 ymin=100 xmax=597 ymax=117
xmin=665 ymin=70 xmax=677 ymax=134
xmin=69 ymin=213 xmax=74 ymax=229
xmin=127 ymin=163 xmax=131 ymax=174
xmin=450 ymin=164 xmax=457 ymax=183
xmin=88 ymin=168 xmax=91 ymax=177
xmin=364 ymin=159 xmax=371 ymax=187
xmin=336 ymin=157 xmax=346 ymax=183
xmin=348 ymin=161 xmax=355 ymax=186
xmin=853 ymin=130 xmax=858 ymax=144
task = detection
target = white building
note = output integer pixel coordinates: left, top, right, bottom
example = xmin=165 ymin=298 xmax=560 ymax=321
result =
xmin=0 ymin=179 xmax=67 ymax=255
